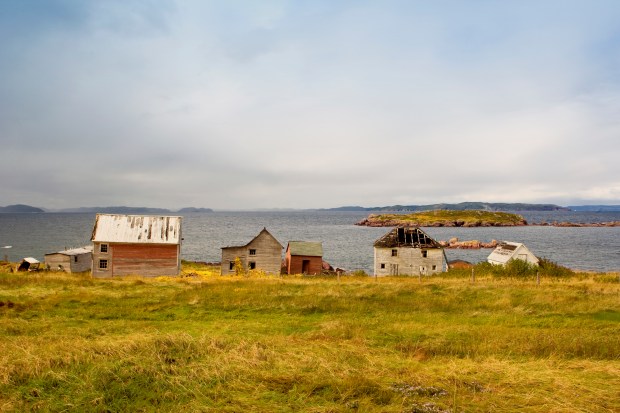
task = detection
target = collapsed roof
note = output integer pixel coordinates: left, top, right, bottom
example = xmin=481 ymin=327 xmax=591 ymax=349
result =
xmin=373 ymin=227 xmax=442 ymax=249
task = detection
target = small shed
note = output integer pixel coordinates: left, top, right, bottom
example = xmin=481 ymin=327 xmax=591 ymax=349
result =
xmin=285 ymin=241 xmax=323 ymax=275
xmin=487 ymin=241 xmax=539 ymax=266
xmin=373 ymin=227 xmax=446 ymax=276
xmin=45 ymin=247 xmax=93 ymax=273
xmin=91 ymin=214 xmax=182 ymax=277
xmin=221 ymin=228 xmax=283 ymax=275
xmin=17 ymin=257 xmax=40 ymax=272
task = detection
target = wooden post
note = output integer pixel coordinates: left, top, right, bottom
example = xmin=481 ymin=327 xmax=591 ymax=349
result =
xmin=536 ymin=271 xmax=540 ymax=285
xmin=471 ymin=268 xmax=475 ymax=283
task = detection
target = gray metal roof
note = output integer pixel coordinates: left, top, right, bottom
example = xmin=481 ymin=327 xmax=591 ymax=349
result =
xmin=91 ymin=214 xmax=182 ymax=244
xmin=45 ymin=246 xmax=93 ymax=256
xmin=287 ymin=241 xmax=323 ymax=257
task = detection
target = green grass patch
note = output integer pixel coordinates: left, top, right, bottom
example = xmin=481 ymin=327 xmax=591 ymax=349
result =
xmin=0 ymin=266 xmax=619 ymax=412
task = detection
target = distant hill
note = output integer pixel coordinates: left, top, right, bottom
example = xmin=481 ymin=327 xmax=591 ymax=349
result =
xmin=177 ymin=207 xmax=214 ymax=213
xmin=569 ymin=205 xmax=620 ymax=212
xmin=326 ymin=202 xmax=570 ymax=212
xmin=60 ymin=206 xmax=172 ymax=214
xmin=0 ymin=204 xmax=45 ymax=213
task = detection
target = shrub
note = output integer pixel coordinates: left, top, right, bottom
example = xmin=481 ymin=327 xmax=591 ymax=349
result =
xmin=538 ymin=258 xmax=573 ymax=278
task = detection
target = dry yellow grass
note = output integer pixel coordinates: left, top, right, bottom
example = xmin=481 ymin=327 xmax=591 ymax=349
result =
xmin=0 ymin=266 xmax=618 ymax=412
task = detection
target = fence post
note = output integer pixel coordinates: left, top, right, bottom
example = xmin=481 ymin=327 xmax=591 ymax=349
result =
xmin=471 ymin=268 xmax=475 ymax=283
xmin=536 ymin=271 xmax=540 ymax=285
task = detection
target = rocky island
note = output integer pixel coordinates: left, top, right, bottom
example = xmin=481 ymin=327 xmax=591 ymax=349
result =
xmin=356 ymin=210 xmax=528 ymax=227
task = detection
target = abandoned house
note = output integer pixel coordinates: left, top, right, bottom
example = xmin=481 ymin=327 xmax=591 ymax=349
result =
xmin=17 ymin=257 xmax=40 ymax=272
xmin=285 ymin=241 xmax=323 ymax=275
xmin=221 ymin=227 xmax=283 ymax=275
xmin=91 ymin=214 xmax=182 ymax=277
xmin=373 ymin=227 xmax=447 ymax=276
xmin=487 ymin=241 xmax=539 ymax=266
xmin=44 ymin=246 xmax=93 ymax=273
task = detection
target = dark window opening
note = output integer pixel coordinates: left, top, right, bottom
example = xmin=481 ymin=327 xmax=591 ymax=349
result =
xmin=74 ymin=256 xmax=78 ymax=263
xmin=380 ymin=263 xmax=385 ymax=269
xmin=249 ymin=262 xmax=256 ymax=270
xmin=99 ymin=259 xmax=108 ymax=270
xmin=422 ymin=250 xmax=428 ymax=258
xmin=100 ymin=244 xmax=108 ymax=253
xmin=229 ymin=261 xmax=234 ymax=270
xmin=249 ymin=249 xmax=256 ymax=256
xmin=391 ymin=249 xmax=398 ymax=257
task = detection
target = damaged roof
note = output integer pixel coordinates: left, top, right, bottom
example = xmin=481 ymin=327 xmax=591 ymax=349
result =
xmin=487 ymin=241 xmax=539 ymax=265
xmin=91 ymin=214 xmax=182 ymax=244
xmin=373 ymin=227 xmax=442 ymax=249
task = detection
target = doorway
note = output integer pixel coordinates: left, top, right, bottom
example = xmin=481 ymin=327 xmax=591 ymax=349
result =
xmin=302 ymin=259 xmax=310 ymax=274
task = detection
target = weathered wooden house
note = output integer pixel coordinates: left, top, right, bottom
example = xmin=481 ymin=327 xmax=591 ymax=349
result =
xmin=373 ymin=227 xmax=446 ymax=276
xmin=45 ymin=246 xmax=92 ymax=273
xmin=487 ymin=241 xmax=539 ymax=266
xmin=91 ymin=214 xmax=182 ymax=277
xmin=285 ymin=241 xmax=323 ymax=275
xmin=221 ymin=228 xmax=283 ymax=275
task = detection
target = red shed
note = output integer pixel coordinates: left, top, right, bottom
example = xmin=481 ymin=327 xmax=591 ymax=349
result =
xmin=285 ymin=241 xmax=323 ymax=275
xmin=91 ymin=214 xmax=182 ymax=277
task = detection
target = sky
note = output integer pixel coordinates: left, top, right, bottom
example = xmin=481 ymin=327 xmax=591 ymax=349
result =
xmin=1 ymin=0 xmax=620 ymax=210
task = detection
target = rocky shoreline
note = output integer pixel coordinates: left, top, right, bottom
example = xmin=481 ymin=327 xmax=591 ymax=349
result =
xmin=356 ymin=216 xmax=620 ymax=228
xmin=532 ymin=221 xmax=620 ymax=227
xmin=439 ymin=238 xmax=499 ymax=249
xmin=355 ymin=216 xmax=528 ymax=227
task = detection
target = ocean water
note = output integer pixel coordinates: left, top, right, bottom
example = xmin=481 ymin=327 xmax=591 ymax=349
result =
xmin=1 ymin=211 xmax=619 ymax=273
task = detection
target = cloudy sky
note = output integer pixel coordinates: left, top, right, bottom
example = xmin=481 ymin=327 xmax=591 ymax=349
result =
xmin=1 ymin=0 xmax=620 ymax=210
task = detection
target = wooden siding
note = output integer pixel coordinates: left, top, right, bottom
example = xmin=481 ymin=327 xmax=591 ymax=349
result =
xmin=221 ymin=230 xmax=282 ymax=275
xmin=44 ymin=252 xmax=92 ymax=273
xmin=374 ymin=247 xmax=445 ymax=276
xmin=285 ymin=251 xmax=322 ymax=275
xmin=92 ymin=242 xmax=180 ymax=277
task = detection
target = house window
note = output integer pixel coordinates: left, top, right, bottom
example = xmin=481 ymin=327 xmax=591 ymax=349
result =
xmin=249 ymin=262 xmax=256 ymax=270
xmin=391 ymin=249 xmax=398 ymax=257
xmin=74 ymin=256 xmax=78 ymax=263
xmin=432 ymin=265 xmax=437 ymax=271
xmin=249 ymin=249 xmax=256 ymax=256
xmin=380 ymin=263 xmax=385 ymax=269
xmin=229 ymin=261 xmax=234 ymax=271
xmin=100 ymin=244 xmax=108 ymax=253
xmin=422 ymin=250 xmax=428 ymax=258
xmin=99 ymin=259 xmax=108 ymax=270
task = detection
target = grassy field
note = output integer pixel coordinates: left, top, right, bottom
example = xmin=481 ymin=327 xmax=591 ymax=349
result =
xmin=358 ymin=210 xmax=527 ymax=227
xmin=0 ymin=262 xmax=619 ymax=412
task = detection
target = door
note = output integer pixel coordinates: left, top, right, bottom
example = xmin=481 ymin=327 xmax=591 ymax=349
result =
xmin=389 ymin=263 xmax=399 ymax=275
xmin=302 ymin=259 xmax=310 ymax=274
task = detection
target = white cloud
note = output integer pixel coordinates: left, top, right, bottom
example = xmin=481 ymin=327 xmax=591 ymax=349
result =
xmin=1 ymin=1 xmax=620 ymax=209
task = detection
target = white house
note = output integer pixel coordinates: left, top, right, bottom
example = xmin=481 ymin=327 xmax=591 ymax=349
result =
xmin=487 ymin=241 xmax=539 ymax=266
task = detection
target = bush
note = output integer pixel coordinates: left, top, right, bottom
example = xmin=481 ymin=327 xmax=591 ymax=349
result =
xmin=538 ymin=258 xmax=573 ymax=278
